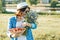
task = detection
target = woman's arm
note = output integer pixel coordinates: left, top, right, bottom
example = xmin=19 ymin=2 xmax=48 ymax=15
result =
xmin=26 ymin=22 xmax=37 ymax=29
xmin=30 ymin=22 xmax=37 ymax=29
xmin=8 ymin=18 xmax=13 ymax=29
xmin=7 ymin=18 xmax=13 ymax=38
xmin=22 ymin=22 xmax=37 ymax=29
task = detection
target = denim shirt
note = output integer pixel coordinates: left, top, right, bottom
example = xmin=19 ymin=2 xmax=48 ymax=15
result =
xmin=7 ymin=16 xmax=37 ymax=40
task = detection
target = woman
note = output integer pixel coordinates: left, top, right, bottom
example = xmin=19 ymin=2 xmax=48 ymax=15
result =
xmin=7 ymin=2 xmax=37 ymax=40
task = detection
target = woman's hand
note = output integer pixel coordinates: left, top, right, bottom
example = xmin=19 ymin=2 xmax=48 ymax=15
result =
xmin=22 ymin=22 xmax=31 ymax=27
xmin=26 ymin=23 xmax=31 ymax=27
xmin=11 ymin=33 xmax=20 ymax=38
xmin=22 ymin=22 xmax=27 ymax=27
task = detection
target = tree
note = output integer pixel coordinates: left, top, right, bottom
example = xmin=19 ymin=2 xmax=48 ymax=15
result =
xmin=51 ymin=0 xmax=58 ymax=11
xmin=0 ymin=0 xmax=2 ymax=12
xmin=2 ymin=0 xmax=6 ymax=12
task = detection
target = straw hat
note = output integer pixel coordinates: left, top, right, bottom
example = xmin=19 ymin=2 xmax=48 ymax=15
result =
xmin=17 ymin=2 xmax=28 ymax=9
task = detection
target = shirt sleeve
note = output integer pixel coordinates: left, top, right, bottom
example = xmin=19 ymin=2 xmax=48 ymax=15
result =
xmin=7 ymin=31 xmax=11 ymax=38
xmin=7 ymin=18 xmax=13 ymax=38
xmin=30 ymin=22 xmax=37 ymax=29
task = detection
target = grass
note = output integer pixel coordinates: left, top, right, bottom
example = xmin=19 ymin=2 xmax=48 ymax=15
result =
xmin=33 ymin=15 xmax=60 ymax=40
xmin=0 ymin=14 xmax=60 ymax=40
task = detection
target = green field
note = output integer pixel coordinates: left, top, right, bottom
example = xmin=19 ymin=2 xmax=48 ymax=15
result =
xmin=0 ymin=14 xmax=60 ymax=40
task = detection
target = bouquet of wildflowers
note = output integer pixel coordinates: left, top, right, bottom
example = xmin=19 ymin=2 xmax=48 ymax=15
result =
xmin=25 ymin=10 xmax=38 ymax=23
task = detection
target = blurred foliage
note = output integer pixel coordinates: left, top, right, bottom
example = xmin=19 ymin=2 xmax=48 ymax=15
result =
xmin=26 ymin=0 xmax=38 ymax=5
xmin=51 ymin=0 xmax=58 ymax=8
xmin=26 ymin=0 xmax=31 ymax=5
xmin=2 ymin=0 xmax=5 ymax=7
xmin=0 ymin=0 xmax=2 ymax=12
xmin=1 ymin=0 xmax=6 ymax=13
xmin=50 ymin=0 xmax=58 ymax=11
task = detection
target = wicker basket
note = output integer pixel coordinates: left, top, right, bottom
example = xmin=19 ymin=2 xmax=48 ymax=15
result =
xmin=9 ymin=28 xmax=26 ymax=37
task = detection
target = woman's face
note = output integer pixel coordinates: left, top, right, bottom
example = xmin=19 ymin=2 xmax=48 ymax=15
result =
xmin=15 ymin=10 xmax=25 ymax=19
xmin=15 ymin=7 xmax=30 ymax=19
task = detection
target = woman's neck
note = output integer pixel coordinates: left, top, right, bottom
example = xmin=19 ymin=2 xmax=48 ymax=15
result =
xmin=17 ymin=16 xmax=24 ymax=21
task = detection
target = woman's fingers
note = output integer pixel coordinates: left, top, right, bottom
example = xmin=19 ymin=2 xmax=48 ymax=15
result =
xmin=22 ymin=22 xmax=27 ymax=26
xmin=22 ymin=22 xmax=32 ymax=27
xmin=26 ymin=23 xmax=31 ymax=27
